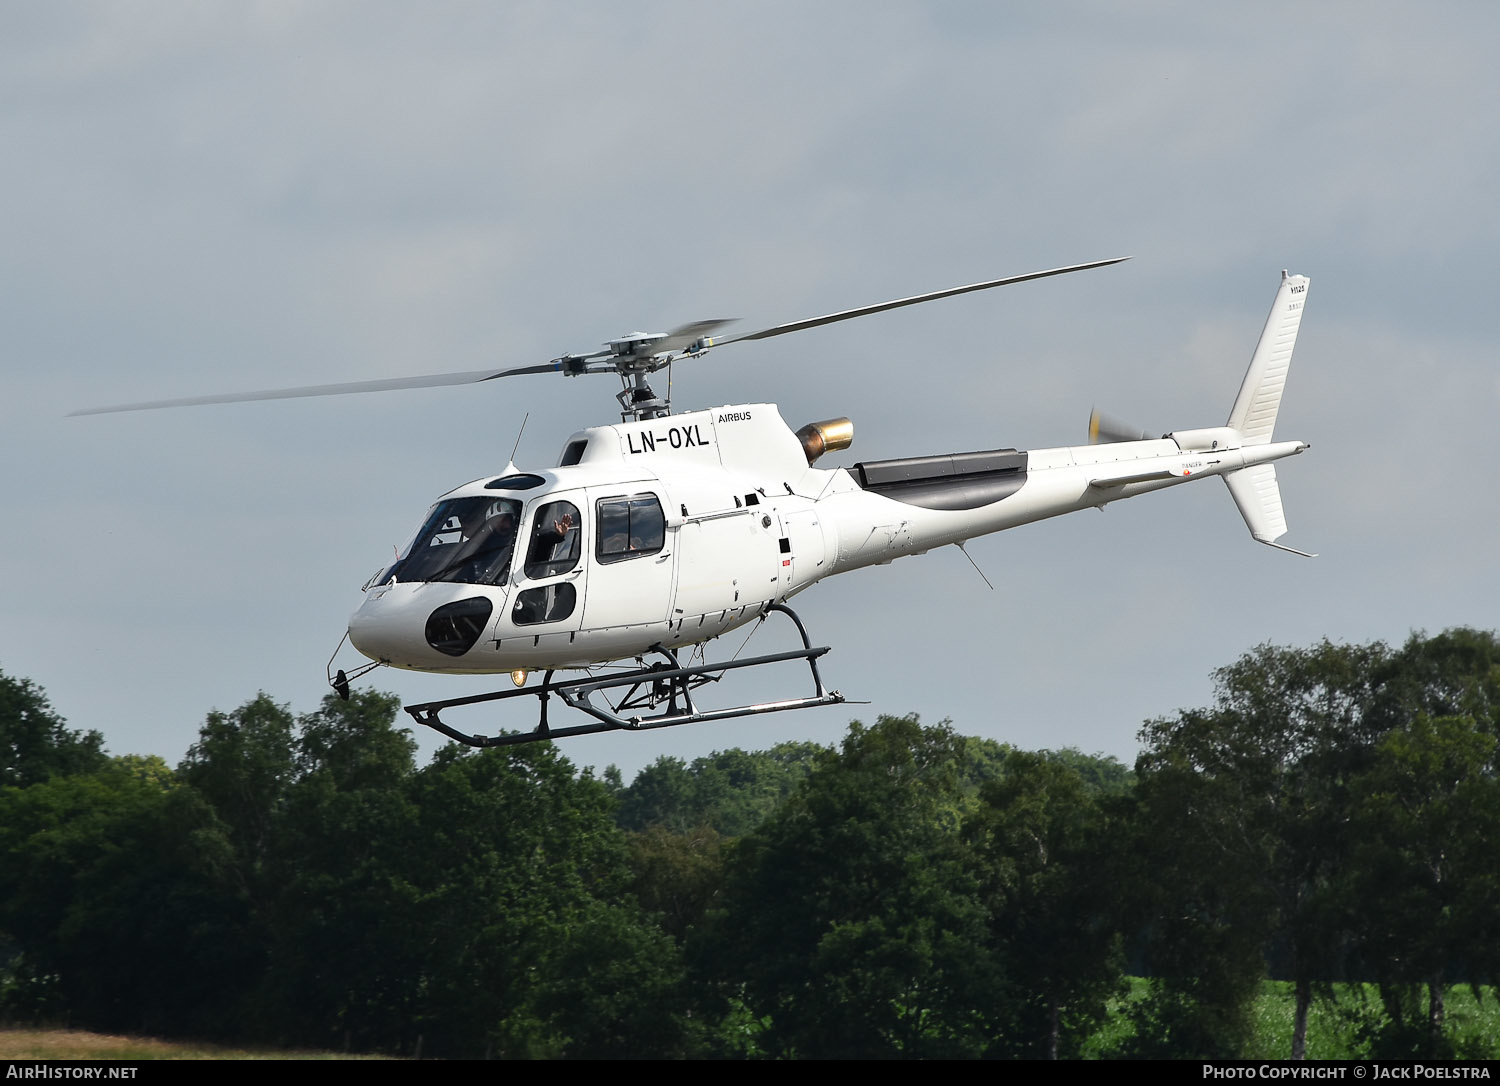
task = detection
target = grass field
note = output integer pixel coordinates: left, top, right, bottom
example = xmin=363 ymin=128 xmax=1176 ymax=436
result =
xmin=6 ymin=984 xmax=1498 ymax=1060
xmin=0 ymin=1029 xmax=391 ymax=1061
xmin=1080 ymin=978 xmax=1500 ymax=1060
xmin=1244 ymin=982 xmax=1500 ymax=1061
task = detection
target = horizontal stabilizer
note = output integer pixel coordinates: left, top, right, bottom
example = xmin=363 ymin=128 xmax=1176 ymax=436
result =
xmin=1223 ymin=464 xmax=1315 ymax=556
xmin=1088 ymin=467 xmax=1176 ymax=489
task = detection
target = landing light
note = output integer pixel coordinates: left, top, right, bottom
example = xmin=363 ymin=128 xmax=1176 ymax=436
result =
xmin=511 ymin=668 xmax=529 ymax=688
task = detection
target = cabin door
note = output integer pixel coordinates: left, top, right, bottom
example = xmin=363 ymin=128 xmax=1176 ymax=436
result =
xmin=580 ymin=489 xmax=675 ymax=631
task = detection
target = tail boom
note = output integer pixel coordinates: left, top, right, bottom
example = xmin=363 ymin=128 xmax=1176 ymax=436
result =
xmin=813 ymin=269 xmax=1315 ymax=573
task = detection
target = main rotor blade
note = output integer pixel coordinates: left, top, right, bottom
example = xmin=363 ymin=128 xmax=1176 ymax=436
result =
xmin=716 ymin=256 xmax=1130 ymax=346
xmin=72 ymin=258 xmax=1128 ymax=416
xmin=652 ymin=319 xmax=739 ymax=355
xmin=68 ymin=359 xmax=596 ymax=416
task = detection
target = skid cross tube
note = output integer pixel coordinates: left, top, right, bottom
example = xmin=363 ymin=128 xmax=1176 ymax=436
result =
xmin=402 ymin=604 xmax=844 ymax=747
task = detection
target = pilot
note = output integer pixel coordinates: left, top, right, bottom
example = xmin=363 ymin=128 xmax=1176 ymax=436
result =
xmin=458 ymin=507 xmax=518 ymax=584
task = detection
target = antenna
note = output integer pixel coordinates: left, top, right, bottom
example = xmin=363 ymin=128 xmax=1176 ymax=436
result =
xmin=508 ymin=413 xmax=529 ymax=465
xmin=956 ymin=542 xmax=995 ymax=591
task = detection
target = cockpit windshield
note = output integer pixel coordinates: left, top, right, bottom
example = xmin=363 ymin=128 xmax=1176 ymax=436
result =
xmin=387 ymin=497 xmax=522 ymax=586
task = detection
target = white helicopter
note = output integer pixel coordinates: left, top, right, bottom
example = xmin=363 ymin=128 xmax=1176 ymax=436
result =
xmin=77 ymin=259 xmax=1312 ymax=746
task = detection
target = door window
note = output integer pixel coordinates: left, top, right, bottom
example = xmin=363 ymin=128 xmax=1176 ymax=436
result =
xmin=595 ymin=494 xmax=665 ymax=564
xmin=512 ymin=583 xmax=577 ymax=626
xmin=522 ymin=501 xmax=581 ymax=579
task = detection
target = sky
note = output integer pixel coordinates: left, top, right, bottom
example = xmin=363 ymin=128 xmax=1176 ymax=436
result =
xmin=4 ymin=2 xmax=1497 ymax=782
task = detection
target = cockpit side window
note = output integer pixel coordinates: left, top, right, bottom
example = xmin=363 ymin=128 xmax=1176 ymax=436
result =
xmin=522 ymin=500 xmax=581 ymax=580
xmin=387 ymin=497 xmax=521 ymax=586
xmin=595 ymin=494 xmax=666 ymax=564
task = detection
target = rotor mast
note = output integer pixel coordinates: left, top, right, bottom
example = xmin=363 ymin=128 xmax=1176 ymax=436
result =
xmin=590 ymin=325 xmax=728 ymax=421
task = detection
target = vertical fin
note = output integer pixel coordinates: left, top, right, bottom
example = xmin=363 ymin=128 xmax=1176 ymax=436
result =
xmin=1227 ymin=271 xmax=1309 ymax=445
xmin=1224 ymin=463 xmax=1287 ymax=542
xmin=1223 ymin=463 xmax=1316 ymax=557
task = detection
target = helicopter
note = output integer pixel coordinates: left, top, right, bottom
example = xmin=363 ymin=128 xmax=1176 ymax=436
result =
xmin=75 ymin=259 xmax=1313 ymax=747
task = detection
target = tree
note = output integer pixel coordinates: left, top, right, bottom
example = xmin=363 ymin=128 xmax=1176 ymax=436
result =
xmin=1371 ymin=627 xmax=1500 ymax=730
xmin=708 ymin=716 xmax=991 ymax=1058
xmin=1032 ymin=747 xmax=1134 ymax=798
xmin=1124 ymin=730 xmax=1279 ymax=1057
xmin=1342 ymin=713 xmax=1500 ymax=1057
xmin=0 ymin=670 xmax=105 ymax=788
xmin=385 ymin=739 xmax=695 ymax=1058
xmin=252 ymin=690 xmax=423 ymax=1052
xmin=1126 ymin=631 xmax=1500 ymax=1059
xmin=528 ymin=899 xmax=696 ymax=1058
xmin=178 ymin=693 xmax=297 ymax=892
xmin=625 ymin=823 xmax=728 ymax=944
xmin=615 ymin=742 xmax=827 ymax=836
xmin=964 ymin=750 xmax=1125 ymax=1058
xmin=252 ymin=692 xmax=694 ymax=1058
xmin=615 ymin=755 xmax=698 ymax=833
xmin=1331 ymin=630 xmax=1500 ymax=1056
xmin=0 ymin=758 xmax=246 ymax=1035
xmin=294 ymin=689 xmax=415 ymax=792
xmin=1128 ymin=639 xmax=1394 ymax=1059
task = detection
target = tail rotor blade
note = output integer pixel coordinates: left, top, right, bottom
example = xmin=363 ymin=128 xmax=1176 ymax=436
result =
xmin=1088 ymin=407 xmax=1153 ymax=444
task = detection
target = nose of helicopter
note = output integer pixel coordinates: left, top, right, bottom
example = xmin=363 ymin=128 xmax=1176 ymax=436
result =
xmin=348 ymin=583 xmax=496 ymax=668
xmin=347 ymin=585 xmax=423 ymax=666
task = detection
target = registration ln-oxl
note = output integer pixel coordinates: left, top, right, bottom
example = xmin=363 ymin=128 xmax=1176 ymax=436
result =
xmin=76 ymin=260 xmax=1313 ymax=746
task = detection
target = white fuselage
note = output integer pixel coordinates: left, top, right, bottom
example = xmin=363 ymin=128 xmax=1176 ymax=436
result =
xmin=346 ymin=401 xmax=1306 ymax=674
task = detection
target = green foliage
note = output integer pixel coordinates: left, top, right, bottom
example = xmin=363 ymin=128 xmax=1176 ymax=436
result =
xmin=294 ymin=689 xmax=415 ymax=791
xmin=233 ymin=692 xmax=694 ymax=1058
xmin=178 ymin=694 xmax=297 ymax=878
xmin=1036 ymin=747 xmax=1134 ymax=797
xmin=1124 ymin=639 xmax=1394 ymax=1058
xmin=1339 ymin=712 xmax=1500 ymax=1057
xmin=708 ymin=716 xmax=991 ymax=1058
xmin=394 ymin=741 xmax=691 ymax=1058
xmin=964 ymin=750 xmax=1126 ymax=1058
xmin=254 ymin=694 xmax=424 ymax=1052
xmin=4 ymin=631 xmax=1499 ymax=1060
xmin=1373 ymin=627 xmax=1500 ymax=728
xmin=614 ymin=755 xmax=696 ymax=832
xmin=951 ymin=739 xmax=1132 ymax=807
xmin=0 ymin=669 xmax=106 ymax=788
xmin=1124 ymin=735 xmax=1279 ymax=1056
xmin=1126 ymin=630 xmax=1500 ymax=1059
xmin=625 ymin=823 xmax=728 ymax=943
xmin=0 ymin=758 xmax=247 ymax=1034
xmin=1240 ymin=982 xmax=1500 ymax=1060
xmin=615 ymin=741 xmax=827 ymax=836
xmin=528 ymin=900 xmax=696 ymax=1058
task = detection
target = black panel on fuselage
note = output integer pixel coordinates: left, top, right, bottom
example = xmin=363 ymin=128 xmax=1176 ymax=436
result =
xmin=853 ymin=448 xmax=1029 ymax=511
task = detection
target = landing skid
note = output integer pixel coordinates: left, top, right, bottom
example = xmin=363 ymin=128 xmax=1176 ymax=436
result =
xmin=403 ymin=603 xmax=845 ymax=747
